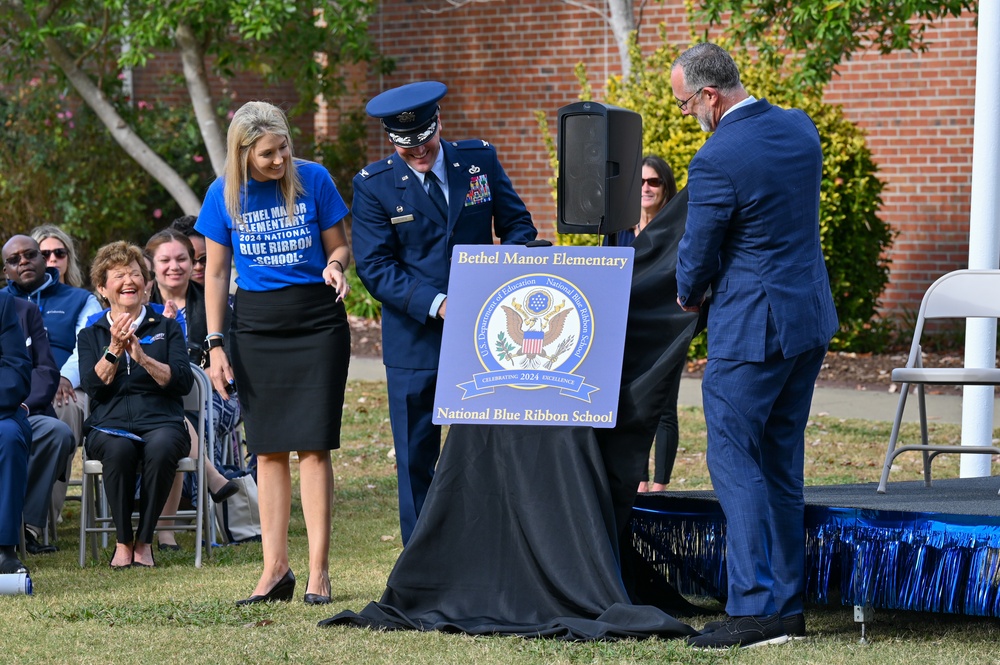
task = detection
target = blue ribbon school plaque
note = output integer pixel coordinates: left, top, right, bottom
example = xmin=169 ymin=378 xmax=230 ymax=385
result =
xmin=433 ymin=244 xmax=633 ymax=427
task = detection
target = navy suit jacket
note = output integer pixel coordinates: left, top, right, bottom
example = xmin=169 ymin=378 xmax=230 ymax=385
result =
xmin=677 ymin=99 xmax=838 ymax=362
xmin=352 ymin=139 xmax=536 ymax=369
xmin=12 ymin=298 xmax=60 ymax=417
xmin=0 ymin=292 xmax=32 ymax=420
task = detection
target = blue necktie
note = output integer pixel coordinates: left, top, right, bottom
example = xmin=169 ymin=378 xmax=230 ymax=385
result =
xmin=425 ymin=171 xmax=448 ymax=218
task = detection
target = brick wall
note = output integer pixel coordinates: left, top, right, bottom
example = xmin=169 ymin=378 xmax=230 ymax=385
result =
xmin=331 ymin=0 xmax=978 ymax=315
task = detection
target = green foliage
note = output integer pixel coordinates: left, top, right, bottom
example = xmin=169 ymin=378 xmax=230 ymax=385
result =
xmin=0 ymin=77 xmax=214 ymax=262
xmin=344 ymin=265 xmax=382 ymax=321
xmin=313 ymin=109 xmax=381 ymax=320
xmin=558 ymin=34 xmax=893 ymax=353
xmin=697 ymin=0 xmax=976 ymax=88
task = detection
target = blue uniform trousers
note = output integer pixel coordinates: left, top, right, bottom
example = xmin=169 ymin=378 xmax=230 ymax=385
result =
xmin=386 ymin=367 xmax=441 ymax=545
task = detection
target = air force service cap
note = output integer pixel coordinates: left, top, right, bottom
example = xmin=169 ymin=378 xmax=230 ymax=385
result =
xmin=366 ymin=81 xmax=447 ymax=148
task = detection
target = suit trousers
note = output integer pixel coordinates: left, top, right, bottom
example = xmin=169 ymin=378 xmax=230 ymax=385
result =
xmin=0 ymin=412 xmax=31 ymax=545
xmin=702 ymin=313 xmax=826 ymax=618
xmin=385 ymin=367 xmax=441 ymax=545
xmin=85 ymin=426 xmax=189 ymax=544
xmin=24 ymin=415 xmax=75 ymax=530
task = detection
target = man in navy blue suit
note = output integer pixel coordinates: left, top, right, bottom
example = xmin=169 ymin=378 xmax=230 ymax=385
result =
xmin=352 ymin=81 xmax=537 ymax=544
xmin=0 ymin=292 xmax=33 ymax=575
xmin=672 ymin=44 xmax=838 ymax=649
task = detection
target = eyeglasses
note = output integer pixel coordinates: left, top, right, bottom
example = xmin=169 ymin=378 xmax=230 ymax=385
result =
xmin=641 ymin=178 xmax=664 ymax=188
xmin=676 ymin=88 xmax=704 ymax=112
xmin=40 ymin=248 xmax=68 ymax=260
xmin=193 ymin=256 xmax=207 ymax=266
xmin=4 ymin=249 xmax=40 ymax=267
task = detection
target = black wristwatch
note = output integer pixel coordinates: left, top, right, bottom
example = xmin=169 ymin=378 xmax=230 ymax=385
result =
xmin=103 ymin=347 xmax=119 ymax=364
xmin=205 ymin=336 xmax=225 ymax=351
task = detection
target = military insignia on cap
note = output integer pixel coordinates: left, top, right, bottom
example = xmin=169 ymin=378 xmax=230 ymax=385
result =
xmin=397 ymin=111 xmax=416 ymax=123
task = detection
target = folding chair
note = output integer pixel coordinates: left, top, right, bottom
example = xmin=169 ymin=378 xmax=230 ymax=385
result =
xmin=79 ymin=364 xmax=214 ymax=566
xmin=877 ymin=270 xmax=1000 ymax=493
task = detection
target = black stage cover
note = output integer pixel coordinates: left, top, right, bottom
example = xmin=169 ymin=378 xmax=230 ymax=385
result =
xmin=320 ymin=190 xmax=702 ymax=640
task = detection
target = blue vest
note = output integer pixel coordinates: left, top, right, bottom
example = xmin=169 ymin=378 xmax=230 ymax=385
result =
xmin=4 ymin=269 xmax=93 ymax=369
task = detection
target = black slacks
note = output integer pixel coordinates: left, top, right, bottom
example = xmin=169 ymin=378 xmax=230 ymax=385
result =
xmin=85 ymin=426 xmax=189 ymax=544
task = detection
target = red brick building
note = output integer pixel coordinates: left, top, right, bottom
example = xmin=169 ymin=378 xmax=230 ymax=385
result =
xmin=328 ymin=0 xmax=978 ymax=315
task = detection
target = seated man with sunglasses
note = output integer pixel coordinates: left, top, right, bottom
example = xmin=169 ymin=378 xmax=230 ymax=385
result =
xmin=2 ymin=236 xmax=102 ymax=371
xmin=2 ymin=234 xmax=100 ymax=551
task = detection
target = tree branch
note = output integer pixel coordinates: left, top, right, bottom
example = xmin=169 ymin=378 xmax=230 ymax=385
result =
xmin=174 ymin=21 xmax=226 ymax=177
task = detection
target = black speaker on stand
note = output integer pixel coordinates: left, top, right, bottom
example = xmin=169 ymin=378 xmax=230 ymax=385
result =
xmin=556 ymin=101 xmax=643 ymax=236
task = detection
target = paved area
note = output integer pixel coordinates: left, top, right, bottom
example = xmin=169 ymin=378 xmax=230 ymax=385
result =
xmin=348 ymin=356 xmax=997 ymax=425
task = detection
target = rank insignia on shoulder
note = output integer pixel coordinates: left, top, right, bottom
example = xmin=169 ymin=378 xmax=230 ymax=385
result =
xmin=360 ymin=168 xmax=369 ymax=177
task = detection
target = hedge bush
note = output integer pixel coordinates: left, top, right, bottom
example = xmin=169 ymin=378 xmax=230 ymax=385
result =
xmin=547 ymin=35 xmax=895 ymax=353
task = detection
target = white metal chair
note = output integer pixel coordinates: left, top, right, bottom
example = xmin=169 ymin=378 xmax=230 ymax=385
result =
xmin=877 ymin=270 xmax=1000 ymax=493
xmin=79 ymin=364 xmax=214 ymax=566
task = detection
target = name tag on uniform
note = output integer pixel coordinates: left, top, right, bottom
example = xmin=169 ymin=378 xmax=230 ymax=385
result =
xmin=391 ymin=214 xmax=414 ymax=224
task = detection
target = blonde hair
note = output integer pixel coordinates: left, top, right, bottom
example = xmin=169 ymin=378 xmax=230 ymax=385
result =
xmin=30 ymin=224 xmax=85 ymax=288
xmin=223 ymin=101 xmax=304 ymax=226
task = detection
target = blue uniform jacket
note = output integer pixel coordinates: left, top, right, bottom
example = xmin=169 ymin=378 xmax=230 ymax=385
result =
xmin=352 ymin=139 xmax=536 ymax=369
xmin=677 ymin=99 xmax=838 ymax=362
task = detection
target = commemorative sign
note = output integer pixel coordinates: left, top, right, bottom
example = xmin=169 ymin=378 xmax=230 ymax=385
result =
xmin=433 ymin=244 xmax=633 ymax=427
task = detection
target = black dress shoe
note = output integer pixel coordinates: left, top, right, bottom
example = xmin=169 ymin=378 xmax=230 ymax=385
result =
xmin=236 ymin=569 xmax=295 ymax=606
xmin=688 ymin=613 xmax=789 ymax=649
xmin=701 ymin=612 xmax=806 ymax=638
xmin=0 ymin=547 xmax=29 ymax=575
xmin=210 ymin=480 xmax=240 ymax=503
xmin=157 ymin=543 xmax=182 ymax=552
xmin=303 ymin=593 xmax=332 ymax=605
xmin=24 ymin=529 xmax=57 ymax=555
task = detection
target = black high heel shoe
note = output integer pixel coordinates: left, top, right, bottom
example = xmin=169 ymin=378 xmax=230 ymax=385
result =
xmin=236 ymin=569 xmax=295 ymax=606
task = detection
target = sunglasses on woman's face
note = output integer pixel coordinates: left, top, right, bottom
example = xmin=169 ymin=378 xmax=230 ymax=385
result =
xmin=41 ymin=248 xmax=69 ymax=259
xmin=641 ymin=178 xmax=664 ymax=188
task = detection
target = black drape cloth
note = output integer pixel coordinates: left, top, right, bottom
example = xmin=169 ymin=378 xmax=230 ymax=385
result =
xmin=320 ymin=188 xmax=702 ymax=639
xmin=320 ymin=425 xmax=696 ymax=639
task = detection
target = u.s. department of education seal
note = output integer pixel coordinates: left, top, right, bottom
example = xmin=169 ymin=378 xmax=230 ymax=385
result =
xmin=458 ymin=274 xmax=597 ymax=401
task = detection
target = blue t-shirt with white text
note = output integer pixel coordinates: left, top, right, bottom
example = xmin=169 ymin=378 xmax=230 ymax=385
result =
xmin=195 ymin=160 xmax=349 ymax=292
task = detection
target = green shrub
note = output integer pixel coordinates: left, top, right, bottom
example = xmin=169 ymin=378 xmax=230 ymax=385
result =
xmin=542 ymin=34 xmax=895 ymax=353
xmin=0 ymin=76 xmax=216 ymax=265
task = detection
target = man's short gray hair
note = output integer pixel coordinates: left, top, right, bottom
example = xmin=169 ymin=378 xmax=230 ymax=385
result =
xmin=673 ymin=43 xmax=742 ymax=94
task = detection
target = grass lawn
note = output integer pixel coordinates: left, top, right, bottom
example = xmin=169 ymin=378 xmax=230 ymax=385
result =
xmin=4 ymin=380 xmax=999 ymax=664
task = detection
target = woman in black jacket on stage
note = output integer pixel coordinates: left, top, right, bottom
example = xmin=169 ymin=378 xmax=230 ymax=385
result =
xmin=78 ymin=241 xmax=193 ymax=569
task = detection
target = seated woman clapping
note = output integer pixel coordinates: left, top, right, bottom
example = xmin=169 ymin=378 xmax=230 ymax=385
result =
xmin=78 ymin=242 xmax=193 ymax=569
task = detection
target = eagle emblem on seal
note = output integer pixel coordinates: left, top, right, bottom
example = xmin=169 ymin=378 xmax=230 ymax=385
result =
xmin=495 ymin=289 xmax=575 ymax=369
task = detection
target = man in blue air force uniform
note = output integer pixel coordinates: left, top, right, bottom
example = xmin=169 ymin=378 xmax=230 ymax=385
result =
xmin=352 ymin=81 xmax=537 ymax=544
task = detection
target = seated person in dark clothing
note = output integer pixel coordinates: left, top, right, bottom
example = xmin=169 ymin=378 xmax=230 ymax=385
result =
xmin=0 ymin=292 xmax=33 ymax=575
xmin=78 ymin=242 xmax=193 ymax=569
xmin=12 ymin=297 xmax=74 ymax=555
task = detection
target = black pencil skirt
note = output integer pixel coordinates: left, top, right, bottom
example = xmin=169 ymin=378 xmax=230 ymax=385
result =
xmin=230 ymin=283 xmax=351 ymax=454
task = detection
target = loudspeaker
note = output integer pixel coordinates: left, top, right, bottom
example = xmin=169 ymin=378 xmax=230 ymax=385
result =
xmin=556 ymin=101 xmax=642 ymax=236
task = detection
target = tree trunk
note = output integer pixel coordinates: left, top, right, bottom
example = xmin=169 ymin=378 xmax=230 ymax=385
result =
xmin=175 ymin=22 xmax=226 ymax=177
xmin=607 ymin=0 xmax=636 ymax=78
xmin=39 ymin=34 xmax=203 ymax=215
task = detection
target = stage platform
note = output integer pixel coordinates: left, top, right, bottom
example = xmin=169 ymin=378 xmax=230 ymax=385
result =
xmin=631 ymin=476 xmax=1000 ymax=617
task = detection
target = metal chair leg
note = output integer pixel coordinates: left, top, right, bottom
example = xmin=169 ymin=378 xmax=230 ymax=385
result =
xmin=878 ymin=383 xmax=910 ymax=493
